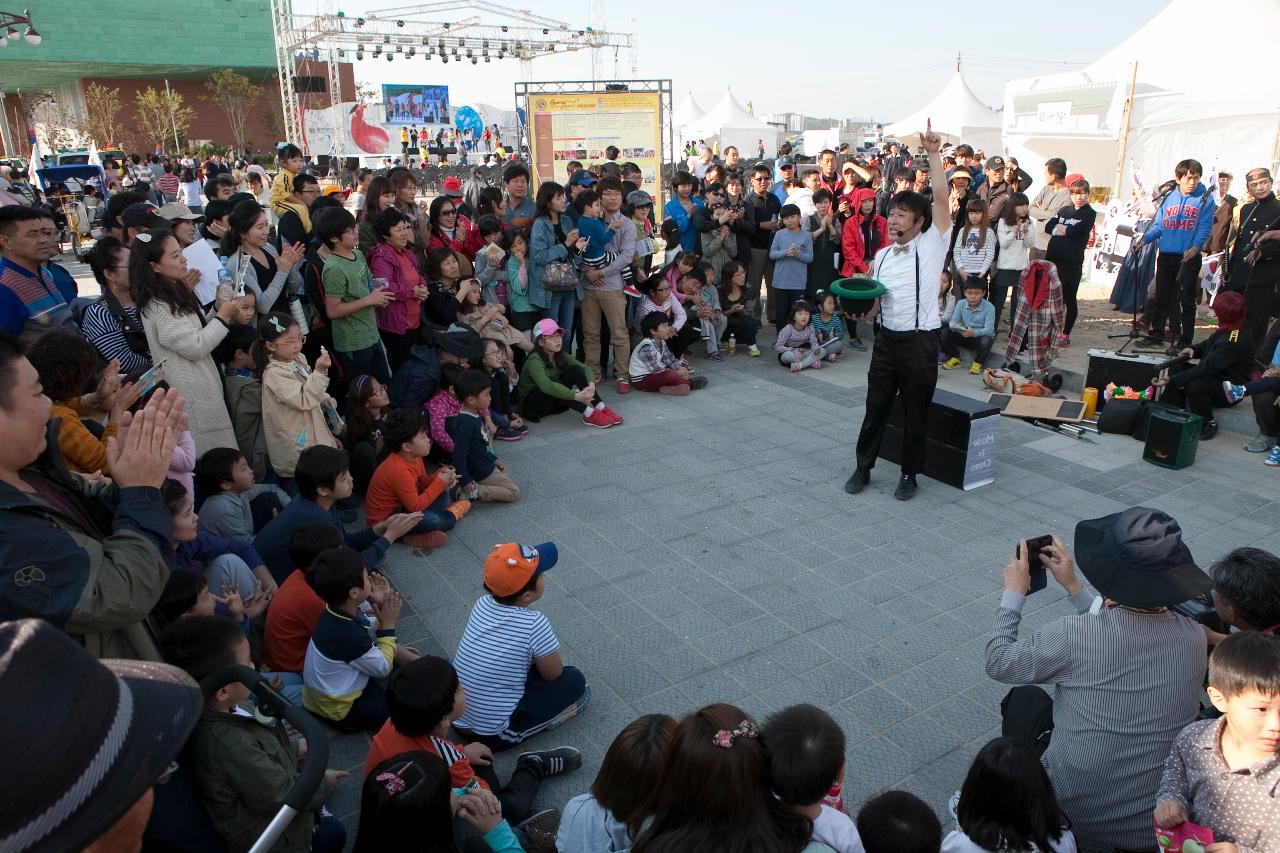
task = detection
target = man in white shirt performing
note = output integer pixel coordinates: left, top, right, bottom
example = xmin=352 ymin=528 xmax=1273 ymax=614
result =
xmin=845 ymin=120 xmax=951 ymax=501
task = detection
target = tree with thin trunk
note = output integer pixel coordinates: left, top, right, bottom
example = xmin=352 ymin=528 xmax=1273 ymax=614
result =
xmin=81 ymin=83 xmax=123 ymax=148
xmin=134 ymin=86 xmax=196 ymax=152
xmin=206 ymin=69 xmax=261 ymax=152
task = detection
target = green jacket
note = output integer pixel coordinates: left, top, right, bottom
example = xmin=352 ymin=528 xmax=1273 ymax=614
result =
xmin=189 ymin=708 xmax=334 ymax=853
xmin=0 ymin=423 xmax=172 ymax=660
xmin=518 ymin=351 xmax=589 ymax=403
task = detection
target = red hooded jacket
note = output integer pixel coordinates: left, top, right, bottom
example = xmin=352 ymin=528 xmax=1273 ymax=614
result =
xmin=840 ymin=188 xmax=888 ymax=276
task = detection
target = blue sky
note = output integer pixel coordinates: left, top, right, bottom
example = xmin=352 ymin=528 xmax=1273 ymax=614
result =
xmin=296 ymin=0 xmax=1167 ymax=120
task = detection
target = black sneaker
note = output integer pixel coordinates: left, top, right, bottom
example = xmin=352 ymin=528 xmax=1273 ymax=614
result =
xmin=1200 ymin=419 xmax=1218 ymax=441
xmin=844 ymin=468 xmax=870 ymax=495
xmin=495 ymin=427 xmax=525 ymax=442
xmin=688 ymin=375 xmax=709 ymax=390
xmin=516 ymin=745 xmax=583 ymax=778
xmin=894 ymin=473 xmax=918 ymax=501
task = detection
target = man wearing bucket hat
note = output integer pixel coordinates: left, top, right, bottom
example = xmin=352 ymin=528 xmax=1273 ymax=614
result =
xmin=0 ymin=618 xmax=203 ymax=852
xmin=985 ymin=507 xmax=1212 ymax=851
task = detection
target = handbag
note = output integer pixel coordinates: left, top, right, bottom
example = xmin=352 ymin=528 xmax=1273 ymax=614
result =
xmin=541 ymin=260 xmax=579 ymax=292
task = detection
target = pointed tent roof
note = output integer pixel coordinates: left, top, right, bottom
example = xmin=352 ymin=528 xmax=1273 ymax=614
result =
xmin=1050 ymin=0 xmax=1274 ymax=98
xmin=685 ymin=89 xmax=771 ymax=138
xmin=885 ymin=71 xmax=1000 ymax=141
xmin=673 ymin=92 xmax=706 ymax=130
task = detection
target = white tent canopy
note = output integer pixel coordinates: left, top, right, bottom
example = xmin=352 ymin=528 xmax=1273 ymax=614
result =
xmin=1003 ymin=0 xmax=1280 ymax=198
xmin=885 ymin=71 xmax=1002 ymax=154
xmin=673 ymin=92 xmax=706 ymax=135
xmin=682 ymin=89 xmax=778 ymax=157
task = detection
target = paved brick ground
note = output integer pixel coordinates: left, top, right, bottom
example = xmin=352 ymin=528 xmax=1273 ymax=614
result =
xmin=324 ymin=339 xmax=1280 ymax=840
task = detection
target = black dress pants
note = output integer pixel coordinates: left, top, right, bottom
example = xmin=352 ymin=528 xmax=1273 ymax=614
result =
xmin=1148 ymin=251 xmax=1202 ymax=345
xmin=854 ymin=328 xmax=940 ymax=475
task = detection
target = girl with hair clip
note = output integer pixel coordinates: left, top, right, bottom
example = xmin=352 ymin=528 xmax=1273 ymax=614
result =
xmin=631 ymin=704 xmax=816 ymax=853
xmin=345 ymin=373 xmax=391 ymax=495
xmin=558 ymin=714 xmax=676 ymax=853
xmin=132 ymin=228 xmax=246 ymax=453
xmin=943 ymin=737 xmax=1076 ymax=853
xmin=219 ymin=199 xmax=306 ymax=317
xmin=952 ymin=197 xmax=997 ymax=291
xmin=353 ymin=751 xmax=526 ymax=853
xmin=255 ymin=311 xmax=338 ymax=486
xmin=993 ymin=192 xmax=1035 ymax=328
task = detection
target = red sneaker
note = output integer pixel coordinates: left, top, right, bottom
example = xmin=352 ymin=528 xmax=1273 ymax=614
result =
xmin=599 ymin=405 xmax=624 ymax=425
xmin=616 ymin=378 xmax=631 ymax=394
xmin=582 ymin=409 xmax=614 ymax=428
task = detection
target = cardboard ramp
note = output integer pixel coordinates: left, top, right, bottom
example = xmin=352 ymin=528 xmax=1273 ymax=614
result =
xmin=987 ymin=394 xmax=1086 ymax=422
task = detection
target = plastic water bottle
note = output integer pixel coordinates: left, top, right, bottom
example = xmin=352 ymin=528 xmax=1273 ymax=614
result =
xmin=216 ymin=266 xmax=234 ymax=303
xmin=728 ymin=334 xmax=737 ymax=356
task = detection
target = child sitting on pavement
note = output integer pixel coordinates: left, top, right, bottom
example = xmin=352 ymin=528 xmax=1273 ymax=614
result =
xmin=811 ymin=290 xmax=848 ymax=363
xmin=629 ymin=311 xmax=707 ymax=395
xmin=774 ymin=299 xmax=824 ymax=372
xmin=481 ymin=338 xmax=527 ymax=442
xmin=302 ymin=546 xmax=415 ymax=732
xmin=942 ymin=280 xmax=996 ymax=375
xmin=160 ymin=615 xmax=348 ymax=853
xmin=365 ymin=655 xmax=581 ymax=848
xmin=366 ymin=408 xmax=470 ymax=550
xmin=452 ymin=369 xmax=521 ymax=503
xmin=451 ymin=542 xmax=589 ymax=751
xmin=1154 ymin=631 xmax=1280 ymax=852
xmin=261 ymin=524 xmax=344 ymax=704
xmin=857 ymin=791 xmax=943 ymax=853
xmin=762 ymin=704 xmax=864 ymax=853
xmin=194 ymin=446 xmax=291 ymax=542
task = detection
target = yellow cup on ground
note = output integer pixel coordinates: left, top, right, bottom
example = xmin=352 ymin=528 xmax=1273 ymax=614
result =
xmin=1082 ymin=386 xmax=1099 ymax=420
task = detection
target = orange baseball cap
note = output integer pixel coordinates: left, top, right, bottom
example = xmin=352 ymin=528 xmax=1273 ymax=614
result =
xmin=483 ymin=542 xmax=559 ymax=597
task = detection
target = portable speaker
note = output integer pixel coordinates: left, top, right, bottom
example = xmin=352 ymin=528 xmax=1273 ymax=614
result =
xmin=1143 ymin=408 xmax=1201 ymax=469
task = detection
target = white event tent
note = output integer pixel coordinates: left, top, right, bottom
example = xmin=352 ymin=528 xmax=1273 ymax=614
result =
xmin=673 ymin=92 xmax=706 ymax=138
xmin=681 ymin=89 xmax=778 ymax=157
xmin=1002 ymin=0 xmax=1280 ymax=198
xmin=885 ymin=71 xmax=1002 ymax=154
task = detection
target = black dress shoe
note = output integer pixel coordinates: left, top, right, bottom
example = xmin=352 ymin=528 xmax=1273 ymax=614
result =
xmin=894 ymin=473 xmax=918 ymax=501
xmin=844 ymin=468 xmax=870 ymax=495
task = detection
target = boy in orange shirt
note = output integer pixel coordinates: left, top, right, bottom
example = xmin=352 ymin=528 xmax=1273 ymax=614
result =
xmin=365 ymin=408 xmax=470 ymax=550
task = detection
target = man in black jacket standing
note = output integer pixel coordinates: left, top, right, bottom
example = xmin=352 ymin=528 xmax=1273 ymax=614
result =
xmin=746 ymin=163 xmax=782 ymax=323
xmin=1225 ymin=168 xmax=1280 ymax=346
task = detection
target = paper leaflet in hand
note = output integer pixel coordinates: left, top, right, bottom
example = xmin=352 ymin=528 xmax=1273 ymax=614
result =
xmin=1154 ymin=819 xmax=1213 ymax=853
xmin=183 ymin=239 xmax=225 ymax=305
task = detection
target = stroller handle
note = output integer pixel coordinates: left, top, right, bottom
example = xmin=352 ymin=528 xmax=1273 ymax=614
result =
xmin=199 ymin=665 xmax=330 ymax=811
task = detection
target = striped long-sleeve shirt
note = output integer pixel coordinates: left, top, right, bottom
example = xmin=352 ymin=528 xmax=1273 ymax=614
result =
xmin=985 ymin=589 xmax=1207 ymax=850
xmin=774 ymin=322 xmax=818 ymax=354
xmin=80 ymin=301 xmax=151 ymax=375
xmin=951 ymin=226 xmax=997 ymax=277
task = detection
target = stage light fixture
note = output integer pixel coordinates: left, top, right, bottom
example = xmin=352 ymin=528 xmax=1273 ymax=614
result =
xmin=484 ymin=55 xmax=490 ymax=62
xmin=441 ymin=55 xmax=448 ymax=63
xmin=395 ymin=19 xmax=403 ymax=27
xmin=382 ymin=35 xmax=390 ymax=44
xmin=443 ymin=22 xmax=450 ymax=29
xmin=501 ymin=25 xmax=508 ymax=32
xmin=407 ymin=46 xmax=415 ymax=56
xmin=355 ymin=17 xmax=364 ymax=26
xmin=395 ymin=44 xmax=403 ymax=52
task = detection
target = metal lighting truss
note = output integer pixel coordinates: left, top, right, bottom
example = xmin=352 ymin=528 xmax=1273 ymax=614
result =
xmin=269 ymin=0 xmax=635 ymax=154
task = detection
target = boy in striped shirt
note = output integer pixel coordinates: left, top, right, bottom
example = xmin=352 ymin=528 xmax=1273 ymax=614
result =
xmin=451 ymin=542 xmax=590 ymax=751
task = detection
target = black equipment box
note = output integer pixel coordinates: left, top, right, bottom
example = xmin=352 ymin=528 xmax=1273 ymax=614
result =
xmin=880 ymin=388 xmax=1000 ymax=489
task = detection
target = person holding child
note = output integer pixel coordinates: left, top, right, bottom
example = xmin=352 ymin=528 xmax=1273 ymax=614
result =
xmin=451 ymin=542 xmax=590 ymax=751
xmin=942 ymin=280 xmax=997 ymax=374
xmin=365 ymin=408 xmax=470 ymax=550
xmin=1153 ymin=631 xmax=1280 ymax=853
